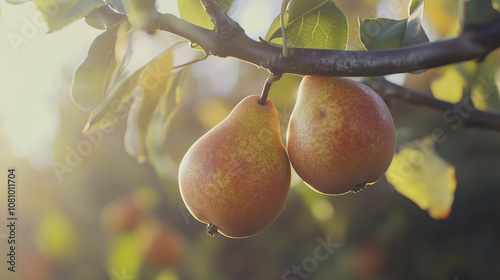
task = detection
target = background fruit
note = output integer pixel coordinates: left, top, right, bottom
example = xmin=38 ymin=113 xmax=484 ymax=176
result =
xmin=178 ymin=95 xmax=291 ymax=238
xmin=287 ymin=76 xmax=395 ymax=195
xmin=101 ymin=188 xmax=158 ymax=232
xmin=138 ymin=219 xmax=187 ymax=268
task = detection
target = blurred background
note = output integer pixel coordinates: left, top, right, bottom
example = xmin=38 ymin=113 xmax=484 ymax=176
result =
xmin=1 ymin=0 xmax=500 ymax=279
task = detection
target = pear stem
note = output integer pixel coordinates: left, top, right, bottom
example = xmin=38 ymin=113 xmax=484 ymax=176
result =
xmin=351 ymin=182 xmax=367 ymax=193
xmin=207 ymin=224 xmax=218 ymax=236
xmin=258 ymin=74 xmax=283 ymax=105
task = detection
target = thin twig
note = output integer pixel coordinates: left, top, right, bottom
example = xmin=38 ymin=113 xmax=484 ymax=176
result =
xmin=366 ymin=77 xmax=500 ymax=131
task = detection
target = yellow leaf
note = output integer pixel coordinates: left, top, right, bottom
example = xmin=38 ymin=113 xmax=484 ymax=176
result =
xmin=154 ymin=269 xmax=179 ymax=280
xmin=107 ymin=233 xmax=142 ymax=280
xmin=426 ymin=0 xmax=460 ymax=38
xmin=35 ymin=210 xmax=78 ymax=262
xmin=386 ymin=146 xmax=457 ymax=219
xmin=431 ymin=67 xmax=465 ymax=103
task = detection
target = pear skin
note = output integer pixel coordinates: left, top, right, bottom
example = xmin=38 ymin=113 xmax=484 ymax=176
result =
xmin=287 ymin=76 xmax=395 ymax=195
xmin=179 ymin=95 xmax=291 ymax=238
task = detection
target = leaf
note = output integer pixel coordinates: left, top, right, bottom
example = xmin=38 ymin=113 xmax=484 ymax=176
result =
xmin=431 ymin=67 xmax=465 ymax=103
xmin=121 ymin=0 xmax=157 ymax=33
xmin=84 ymin=70 xmax=142 ymax=132
xmin=464 ymin=0 xmax=500 ymax=26
xmin=426 ymin=0 xmax=460 ymax=38
xmin=154 ymin=270 xmax=179 ymax=280
xmin=71 ymin=21 xmax=123 ymax=111
xmin=35 ymin=210 xmax=78 ymax=261
xmin=177 ymin=0 xmax=214 ymax=30
xmin=408 ymin=0 xmax=423 ymax=14
xmin=107 ymin=233 xmax=142 ymax=280
xmin=265 ymin=0 xmax=348 ymax=50
xmin=404 ymin=1 xmax=429 ymax=46
xmin=146 ymin=69 xmax=190 ymax=180
xmin=494 ymin=0 xmax=500 ymax=11
xmin=0 ymin=3 xmax=2 ymax=20
xmin=85 ymin=6 xmax=126 ymax=30
xmin=359 ymin=1 xmax=429 ymax=50
xmin=85 ymin=9 xmax=107 ymax=30
xmin=124 ymin=49 xmax=174 ymax=163
xmin=30 ymin=0 xmax=105 ymax=32
xmin=5 ymin=0 xmax=28 ymax=5
xmin=386 ymin=146 xmax=457 ymax=219
xmin=109 ymin=0 xmax=127 ymax=13
xmin=114 ymin=20 xmax=134 ymax=78
xmin=471 ymin=61 xmax=500 ymax=110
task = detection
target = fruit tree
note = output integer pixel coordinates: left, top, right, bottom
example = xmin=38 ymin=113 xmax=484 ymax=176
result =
xmin=3 ymin=0 xmax=500 ymax=279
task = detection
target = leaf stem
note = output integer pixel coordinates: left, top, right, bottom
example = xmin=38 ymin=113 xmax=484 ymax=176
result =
xmin=280 ymin=0 xmax=291 ymax=57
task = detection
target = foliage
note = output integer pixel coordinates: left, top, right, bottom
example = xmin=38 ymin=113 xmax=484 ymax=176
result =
xmin=265 ymin=0 xmax=348 ymax=50
xmin=3 ymin=0 xmax=500 ymax=279
xmin=359 ymin=1 xmax=428 ymax=50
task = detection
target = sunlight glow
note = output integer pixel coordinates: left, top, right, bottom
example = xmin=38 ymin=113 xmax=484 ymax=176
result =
xmin=240 ymin=1 xmax=272 ymax=39
xmin=0 ymin=2 xmax=101 ymax=168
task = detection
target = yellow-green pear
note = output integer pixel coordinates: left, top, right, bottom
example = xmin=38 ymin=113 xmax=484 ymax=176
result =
xmin=287 ymin=76 xmax=395 ymax=195
xmin=179 ymin=95 xmax=291 ymax=238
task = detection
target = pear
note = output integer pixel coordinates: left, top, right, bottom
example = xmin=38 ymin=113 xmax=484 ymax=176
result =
xmin=178 ymin=95 xmax=291 ymax=238
xmin=287 ymin=76 xmax=395 ymax=195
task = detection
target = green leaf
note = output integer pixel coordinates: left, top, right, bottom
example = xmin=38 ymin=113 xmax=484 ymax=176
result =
xmin=124 ymin=49 xmax=174 ymax=163
xmin=177 ymin=0 xmax=214 ymax=29
xmin=109 ymin=0 xmax=127 ymax=13
xmin=30 ymin=0 xmax=105 ymax=32
xmin=84 ymin=70 xmax=142 ymax=132
xmin=5 ymin=0 xmax=28 ymax=5
xmin=147 ymin=69 xmax=186 ymax=146
xmin=146 ymin=69 xmax=189 ymax=180
xmin=71 ymin=21 xmax=123 ymax=111
xmin=121 ymin=0 xmax=157 ymax=33
xmin=494 ymin=0 xmax=500 ymax=11
xmin=85 ymin=6 xmax=126 ymax=30
xmin=464 ymin=0 xmax=500 ymax=26
xmin=408 ymin=0 xmax=423 ymax=14
xmin=359 ymin=1 xmax=429 ymax=50
xmin=176 ymin=0 xmax=235 ymax=30
xmin=404 ymin=1 xmax=429 ymax=46
xmin=85 ymin=10 xmax=107 ymax=30
xmin=265 ymin=0 xmax=348 ymax=50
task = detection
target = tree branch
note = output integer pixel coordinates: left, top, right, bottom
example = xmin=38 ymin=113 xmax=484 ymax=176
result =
xmin=200 ymin=0 xmax=238 ymax=37
xmin=91 ymin=5 xmax=500 ymax=131
xmin=157 ymin=12 xmax=500 ymax=76
xmin=366 ymin=77 xmax=500 ymax=131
